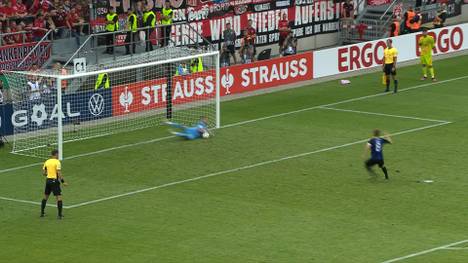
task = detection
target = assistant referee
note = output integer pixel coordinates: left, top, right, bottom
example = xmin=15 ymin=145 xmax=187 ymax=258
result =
xmin=40 ymin=149 xmax=67 ymax=219
xmin=383 ymin=39 xmax=399 ymax=93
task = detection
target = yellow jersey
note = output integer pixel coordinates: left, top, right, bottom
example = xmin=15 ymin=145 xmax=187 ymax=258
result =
xmin=43 ymin=158 xmax=61 ymax=179
xmin=384 ymin=47 xmax=398 ymax=64
xmin=419 ymin=35 xmax=435 ymax=56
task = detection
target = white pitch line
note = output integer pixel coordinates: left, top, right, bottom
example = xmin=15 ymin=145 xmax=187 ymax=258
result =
xmin=66 ymin=121 xmax=451 ymax=209
xmin=319 ymin=107 xmax=450 ymax=123
xmin=441 ymin=247 xmax=468 ymax=250
xmin=220 ymin=75 xmax=466 ymax=128
xmin=381 ymin=239 xmax=468 ymax=263
xmin=0 ymin=74 xmax=465 ymax=175
xmin=0 ymin=196 xmax=59 ymax=208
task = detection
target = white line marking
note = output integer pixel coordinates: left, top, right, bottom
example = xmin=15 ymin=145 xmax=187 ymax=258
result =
xmin=0 ymin=74 xmax=464 ymax=175
xmin=319 ymin=107 xmax=449 ymax=123
xmin=0 ymin=196 xmax=60 ymax=208
xmin=219 ymin=75 xmax=465 ymax=128
xmin=441 ymin=247 xmax=468 ymax=250
xmin=66 ymin=121 xmax=450 ymax=209
xmin=381 ymin=239 xmax=468 ymax=263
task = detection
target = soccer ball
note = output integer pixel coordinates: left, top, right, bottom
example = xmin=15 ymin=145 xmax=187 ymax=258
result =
xmin=202 ymin=131 xmax=210 ymax=139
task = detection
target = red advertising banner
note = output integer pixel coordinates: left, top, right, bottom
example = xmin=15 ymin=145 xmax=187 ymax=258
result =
xmin=0 ymin=41 xmax=52 ymax=71
xmin=367 ymin=0 xmax=392 ymax=6
xmin=220 ymin=52 xmax=313 ymax=95
xmin=112 ymin=78 xmax=168 ymax=116
xmin=111 ymin=52 xmax=313 ymax=117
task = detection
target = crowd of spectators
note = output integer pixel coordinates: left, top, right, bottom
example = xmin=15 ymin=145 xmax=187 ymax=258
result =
xmin=0 ymin=0 xmax=90 ymax=46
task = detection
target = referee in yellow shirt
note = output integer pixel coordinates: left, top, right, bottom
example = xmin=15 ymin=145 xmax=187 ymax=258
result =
xmin=41 ymin=149 xmax=67 ymax=219
xmin=383 ymin=39 xmax=399 ymax=93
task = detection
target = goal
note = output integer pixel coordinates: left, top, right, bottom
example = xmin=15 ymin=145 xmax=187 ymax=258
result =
xmin=4 ymin=47 xmax=220 ymax=160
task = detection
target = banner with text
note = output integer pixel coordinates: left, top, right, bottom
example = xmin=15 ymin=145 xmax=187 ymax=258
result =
xmin=0 ymin=42 xmax=52 ymax=71
xmin=313 ymin=23 xmax=468 ymax=78
xmin=91 ymin=0 xmax=342 ymax=48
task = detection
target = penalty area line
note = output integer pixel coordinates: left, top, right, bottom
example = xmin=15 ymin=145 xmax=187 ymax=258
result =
xmin=381 ymin=239 xmax=468 ymax=263
xmin=66 ymin=121 xmax=450 ymax=209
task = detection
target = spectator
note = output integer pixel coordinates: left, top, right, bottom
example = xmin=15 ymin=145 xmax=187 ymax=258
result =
xmin=32 ymin=13 xmax=48 ymax=41
xmin=433 ymin=4 xmax=447 ymax=28
xmin=105 ymin=7 xmax=119 ymax=54
xmin=411 ymin=8 xmax=422 ymax=33
xmin=12 ymin=0 xmax=28 ymax=18
xmin=341 ymin=0 xmax=354 ymax=32
xmin=161 ymin=1 xmax=174 ymax=47
xmin=220 ymin=43 xmax=231 ymax=67
xmin=125 ymin=8 xmax=138 ymax=55
xmin=239 ymin=30 xmax=254 ymax=63
xmin=281 ymin=31 xmax=297 ymax=56
xmin=3 ymin=1 xmax=15 ymax=18
xmin=389 ymin=16 xmax=400 ymax=37
xmin=278 ymin=12 xmax=291 ymax=56
xmin=403 ymin=6 xmax=415 ymax=34
xmin=143 ymin=5 xmax=156 ymax=52
xmin=222 ymin=22 xmax=237 ymax=65
xmin=12 ymin=23 xmax=26 ymax=44
xmin=244 ymin=19 xmax=256 ymax=61
xmin=66 ymin=7 xmax=82 ymax=46
xmin=51 ymin=3 xmax=67 ymax=37
xmin=0 ymin=2 xmax=8 ymax=21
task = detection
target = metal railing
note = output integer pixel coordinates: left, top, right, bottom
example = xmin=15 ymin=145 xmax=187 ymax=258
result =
xmin=0 ymin=31 xmax=29 ymax=46
xmin=63 ymin=21 xmax=212 ymax=68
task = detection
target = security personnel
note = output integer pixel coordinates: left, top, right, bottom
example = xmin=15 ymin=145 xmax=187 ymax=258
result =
xmin=161 ymin=1 xmax=173 ymax=47
xmin=190 ymin=57 xmax=203 ymax=73
xmin=95 ymin=72 xmax=110 ymax=90
xmin=40 ymin=149 xmax=67 ymax=219
xmin=403 ymin=6 xmax=415 ymax=34
xmin=125 ymin=9 xmax=138 ymax=55
xmin=143 ymin=6 xmax=156 ymax=52
xmin=105 ymin=7 xmax=119 ymax=54
xmin=411 ymin=10 xmax=422 ymax=33
xmin=389 ymin=16 xmax=400 ymax=37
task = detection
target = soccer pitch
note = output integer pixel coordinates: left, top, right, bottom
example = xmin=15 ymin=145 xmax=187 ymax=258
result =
xmin=1 ymin=54 xmax=468 ymax=263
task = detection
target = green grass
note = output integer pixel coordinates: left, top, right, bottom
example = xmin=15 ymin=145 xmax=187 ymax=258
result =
xmin=1 ymin=54 xmax=468 ymax=263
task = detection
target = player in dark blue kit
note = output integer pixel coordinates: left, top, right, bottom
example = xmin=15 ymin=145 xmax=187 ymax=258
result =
xmin=165 ymin=117 xmax=210 ymax=140
xmin=364 ymin=129 xmax=392 ymax=179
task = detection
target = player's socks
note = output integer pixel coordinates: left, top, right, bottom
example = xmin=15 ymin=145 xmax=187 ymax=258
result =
xmin=41 ymin=199 xmax=47 ymax=216
xmin=381 ymin=167 xmax=389 ymax=179
xmin=429 ymin=67 xmax=435 ymax=79
xmin=385 ymin=79 xmax=390 ymax=92
xmin=57 ymin=201 xmax=63 ymax=217
xmin=422 ymin=67 xmax=427 ymax=78
xmin=393 ymin=80 xmax=398 ymax=93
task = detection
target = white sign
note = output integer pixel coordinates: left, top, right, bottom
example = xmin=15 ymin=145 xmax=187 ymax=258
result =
xmin=73 ymin=57 xmax=87 ymax=74
xmin=313 ymin=23 xmax=468 ymax=78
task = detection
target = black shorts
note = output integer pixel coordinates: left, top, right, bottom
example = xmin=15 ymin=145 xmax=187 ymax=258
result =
xmin=44 ymin=179 xmax=62 ymax=196
xmin=384 ymin=63 xmax=396 ymax=75
xmin=226 ymin=45 xmax=235 ymax=55
xmin=365 ymin=159 xmax=385 ymax=168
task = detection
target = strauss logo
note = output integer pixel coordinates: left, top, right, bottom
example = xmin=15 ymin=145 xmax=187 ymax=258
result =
xmin=221 ymin=69 xmax=234 ymax=94
xmin=119 ymin=86 xmax=134 ymax=113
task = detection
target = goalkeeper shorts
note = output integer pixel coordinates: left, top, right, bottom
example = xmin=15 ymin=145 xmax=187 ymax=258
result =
xmin=420 ymin=55 xmax=433 ymax=66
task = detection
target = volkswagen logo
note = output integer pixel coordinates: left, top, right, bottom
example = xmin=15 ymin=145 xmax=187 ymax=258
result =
xmin=89 ymin=93 xmax=105 ymax=116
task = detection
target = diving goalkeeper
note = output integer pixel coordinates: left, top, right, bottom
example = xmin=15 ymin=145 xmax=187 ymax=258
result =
xmin=418 ymin=28 xmax=436 ymax=81
xmin=165 ymin=117 xmax=210 ymax=140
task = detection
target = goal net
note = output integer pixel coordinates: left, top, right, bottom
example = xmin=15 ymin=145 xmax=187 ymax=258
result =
xmin=4 ymin=46 xmax=220 ymax=160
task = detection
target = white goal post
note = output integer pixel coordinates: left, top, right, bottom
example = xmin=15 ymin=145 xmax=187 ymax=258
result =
xmin=4 ymin=47 xmax=220 ymax=160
